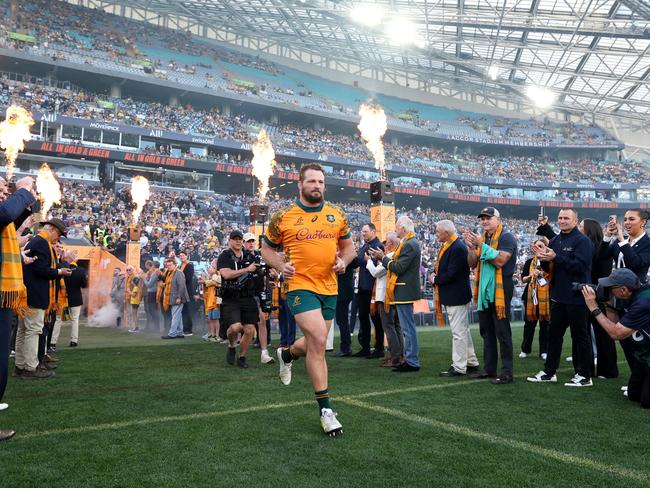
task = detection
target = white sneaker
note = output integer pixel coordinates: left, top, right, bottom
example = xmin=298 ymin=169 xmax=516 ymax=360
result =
xmin=540 ymin=353 xmax=548 ymax=361
xmin=0 ymin=403 xmax=8 ymax=411
xmin=277 ymin=348 xmax=292 ymax=385
xmin=621 ymin=385 xmax=628 ymax=391
xmin=518 ymin=352 xmax=529 ymax=358
xmin=261 ymin=350 xmax=275 ymax=364
xmin=202 ymin=333 xmax=210 ymax=341
xmin=9 ymin=350 xmax=15 ymax=358
xmin=320 ymin=408 xmax=343 ymax=437
xmin=565 ymin=356 xmax=573 ymax=363
xmin=527 ymin=370 xmax=557 ymax=383
xmin=564 ymin=374 xmax=593 ymax=387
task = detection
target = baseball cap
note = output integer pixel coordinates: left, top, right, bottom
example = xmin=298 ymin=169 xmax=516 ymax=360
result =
xmin=229 ymin=229 xmax=244 ymax=240
xmin=243 ymin=232 xmax=256 ymax=242
xmin=478 ymin=207 xmax=500 ymax=218
xmin=598 ymin=268 xmax=641 ymax=290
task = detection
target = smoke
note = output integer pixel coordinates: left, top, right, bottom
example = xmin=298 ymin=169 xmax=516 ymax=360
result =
xmin=251 ymin=129 xmax=276 ymax=201
xmin=87 ymin=301 xmax=119 ymax=328
xmin=130 ymin=175 xmax=150 ymax=224
xmin=36 ymin=163 xmax=62 ymax=219
xmin=358 ymin=103 xmax=387 ymax=180
xmin=0 ymin=105 xmax=34 ymax=179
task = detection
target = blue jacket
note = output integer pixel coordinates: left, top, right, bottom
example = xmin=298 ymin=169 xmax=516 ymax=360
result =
xmin=433 ymin=238 xmax=472 ymax=306
xmin=356 ymin=237 xmax=383 ymax=291
xmin=0 ymin=188 xmax=35 ymax=234
xmin=546 ymin=227 xmax=593 ymax=305
xmin=23 ymin=234 xmax=60 ymax=310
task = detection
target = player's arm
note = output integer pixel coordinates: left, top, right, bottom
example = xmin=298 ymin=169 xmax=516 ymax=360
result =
xmin=261 ymin=241 xmax=288 ymax=273
xmin=338 ymin=236 xmax=356 ymax=267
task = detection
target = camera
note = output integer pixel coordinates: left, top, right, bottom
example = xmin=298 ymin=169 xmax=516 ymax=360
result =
xmin=571 ymin=282 xmax=609 ymax=301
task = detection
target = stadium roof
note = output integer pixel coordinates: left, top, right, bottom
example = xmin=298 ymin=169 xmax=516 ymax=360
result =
xmin=75 ymin=0 xmax=650 ymax=130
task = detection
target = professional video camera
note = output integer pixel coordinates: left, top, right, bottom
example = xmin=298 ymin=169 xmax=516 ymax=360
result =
xmin=571 ymin=282 xmax=609 ymax=301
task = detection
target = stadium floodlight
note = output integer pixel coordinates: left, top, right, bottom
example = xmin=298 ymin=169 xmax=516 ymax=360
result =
xmin=350 ymin=4 xmax=384 ymax=27
xmin=525 ymin=85 xmax=557 ymax=110
xmin=386 ymin=18 xmax=421 ymax=46
xmin=487 ymin=65 xmax=499 ymax=81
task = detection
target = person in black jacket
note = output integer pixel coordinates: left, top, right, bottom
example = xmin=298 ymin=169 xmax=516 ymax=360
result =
xmin=15 ymin=218 xmax=72 ymax=379
xmin=603 ymin=209 xmax=650 ymax=376
xmin=528 ymin=209 xmax=594 ymax=387
xmin=51 ymin=249 xmax=88 ymax=348
xmin=430 ymin=220 xmax=479 ymax=377
xmin=0 ymin=176 xmax=37 ymax=441
xmin=353 ymin=223 xmax=384 ymax=358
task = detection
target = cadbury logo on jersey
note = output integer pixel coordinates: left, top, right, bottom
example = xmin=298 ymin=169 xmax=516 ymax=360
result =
xmin=296 ymin=228 xmax=337 ymax=241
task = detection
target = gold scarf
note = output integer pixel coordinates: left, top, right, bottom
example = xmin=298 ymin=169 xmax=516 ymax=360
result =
xmin=472 ymin=224 xmax=506 ymax=320
xmin=526 ymin=257 xmax=551 ymax=321
xmin=162 ymin=268 xmax=175 ymax=312
xmin=384 ymin=231 xmax=415 ymax=311
xmin=434 ymin=233 xmax=458 ymax=325
xmin=36 ymin=230 xmax=58 ymax=314
xmin=0 ymin=222 xmax=27 ymax=313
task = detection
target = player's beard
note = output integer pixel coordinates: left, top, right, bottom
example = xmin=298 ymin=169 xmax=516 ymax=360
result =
xmin=301 ymin=186 xmax=323 ymax=204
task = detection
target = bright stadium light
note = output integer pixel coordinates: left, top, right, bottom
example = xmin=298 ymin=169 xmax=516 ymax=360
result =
xmin=487 ymin=65 xmax=499 ymax=81
xmin=350 ymin=4 xmax=384 ymax=27
xmin=386 ymin=18 xmax=421 ymax=46
xmin=526 ymin=85 xmax=557 ymax=109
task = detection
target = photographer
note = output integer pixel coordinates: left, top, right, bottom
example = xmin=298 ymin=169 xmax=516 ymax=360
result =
xmin=243 ymin=233 xmax=274 ymax=364
xmin=582 ymin=269 xmax=650 ymax=409
xmin=217 ymin=230 xmax=260 ymax=369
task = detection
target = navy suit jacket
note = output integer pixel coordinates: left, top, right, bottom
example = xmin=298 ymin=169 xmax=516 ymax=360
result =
xmin=433 ymin=238 xmax=472 ymax=306
xmin=60 ymin=261 xmax=88 ymax=308
xmin=23 ymin=235 xmax=60 ymax=310
xmin=356 ymin=237 xmax=383 ymax=291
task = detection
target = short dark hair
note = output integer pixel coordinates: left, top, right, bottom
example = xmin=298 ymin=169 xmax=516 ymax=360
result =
xmin=363 ymin=223 xmax=376 ymax=232
xmin=299 ymin=163 xmax=325 ymax=183
xmin=559 ymin=208 xmax=578 ymax=219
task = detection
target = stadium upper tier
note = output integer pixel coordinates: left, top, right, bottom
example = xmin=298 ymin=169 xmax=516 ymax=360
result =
xmin=1 ymin=77 xmax=646 ymax=193
xmin=0 ymin=0 xmax=621 ymax=150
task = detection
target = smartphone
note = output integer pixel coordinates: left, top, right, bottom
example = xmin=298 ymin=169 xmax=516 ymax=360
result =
xmin=609 ymin=215 xmax=617 ymax=223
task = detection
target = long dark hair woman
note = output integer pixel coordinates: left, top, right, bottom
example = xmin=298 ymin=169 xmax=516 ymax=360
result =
xmin=579 ymin=218 xmax=616 ymax=378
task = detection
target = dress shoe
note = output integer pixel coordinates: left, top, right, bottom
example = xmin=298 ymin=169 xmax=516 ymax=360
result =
xmin=12 ymin=367 xmax=24 ymax=377
xmin=366 ymin=350 xmax=385 ymax=359
xmin=0 ymin=430 xmax=16 ymax=442
xmin=439 ymin=367 xmax=464 ymax=377
xmin=69 ymin=341 xmax=78 ymax=347
xmin=334 ymin=351 xmax=352 ymax=357
xmin=469 ymin=370 xmax=497 ymax=379
xmin=352 ymin=349 xmax=371 ymax=357
xmin=237 ymin=357 xmax=249 ymax=369
xmin=45 ymin=354 xmax=59 ymax=363
xmin=466 ymin=365 xmax=480 ymax=373
xmin=21 ymin=368 xmax=54 ymax=379
xmin=161 ymin=335 xmax=177 ymax=339
xmin=491 ymin=375 xmax=513 ymax=385
xmin=392 ymin=362 xmax=420 ymax=373
xmin=39 ymin=361 xmax=57 ymax=370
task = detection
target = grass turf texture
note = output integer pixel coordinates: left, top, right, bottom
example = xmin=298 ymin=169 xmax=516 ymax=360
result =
xmin=1 ymin=324 xmax=648 ymax=487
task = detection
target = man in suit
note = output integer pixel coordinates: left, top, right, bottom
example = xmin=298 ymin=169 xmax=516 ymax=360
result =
xmin=161 ymin=257 xmax=189 ymax=339
xmin=178 ymin=250 xmax=195 ymax=336
xmin=51 ymin=249 xmax=88 ymax=348
xmin=15 ymin=218 xmax=72 ymax=379
xmin=430 ymin=220 xmax=479 ymax=377
xmin=369 ymin=216 xmax=422 ymax=372
xmin=354 ymin=223 xmax=384 ymax=357
xmin=0 ymin=176 xmax=38 ymax=441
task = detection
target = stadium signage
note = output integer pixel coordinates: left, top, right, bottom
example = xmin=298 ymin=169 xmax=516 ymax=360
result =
xmin=89 ymin=122 xmax=120 ymax=132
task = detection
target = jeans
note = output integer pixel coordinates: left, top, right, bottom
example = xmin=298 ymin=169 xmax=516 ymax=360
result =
xmin=395 ymin=303 xmax=419 ymax=368
xmin=144 ymin=292 xmax=160 ymax=331
xmin=168 ymin=304 xmax=184 ymax=337
xmin=335 ymin=294 xmax=352 ymax=353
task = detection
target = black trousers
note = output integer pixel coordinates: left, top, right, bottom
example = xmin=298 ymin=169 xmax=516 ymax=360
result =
xmin=521 ymin=317 xmax=549 ymax=355
xmin=0 ymin=308 xmax=11 ymax=403
xmin=335 ymin=294 xmax=352 ymax=353
xmin=39 ymin=311 xmax=56 ymax=361
xmin=628 ymin=361 xmax=650 ymax=409
xmin=348 ymin=292 xmax=358 ymax=335
xmin=182 ymin=300 xmax=194 ymax=334
xmin=477 ymin=278 xmax=514 ymax=377
xmin=357 ymin=289 xmax=384 ymax=352
xmin=544 ymin=302 xmax=592 ymax=379
xmin=591 ymin=315 xmax=618 ymax=378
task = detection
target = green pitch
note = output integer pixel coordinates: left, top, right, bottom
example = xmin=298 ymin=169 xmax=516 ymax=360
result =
xmin=2 ymin=324 xmax=648 ymax=487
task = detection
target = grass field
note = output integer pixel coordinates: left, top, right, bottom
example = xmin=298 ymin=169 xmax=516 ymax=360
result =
xmin=1 ymin=323 xmax=648 ymax=487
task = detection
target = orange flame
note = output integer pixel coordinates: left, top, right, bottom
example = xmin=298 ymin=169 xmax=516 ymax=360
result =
xmin=36 ymin=163 xmax=62 ymax=220
xmin=131 ymin=175 xmax=150 ymax=224
xmin=358 ymin=103 xmax=387 ymax=180
xmin=251 ymin=129 xmax=276 ymax=201
xmin=0 ymin=106 xmax=34 ymax=179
